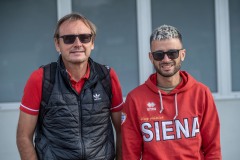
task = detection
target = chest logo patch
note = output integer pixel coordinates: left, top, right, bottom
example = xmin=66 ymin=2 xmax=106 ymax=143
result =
xmin=147 ymin=102 xmax=156 ymax=111
xmin=93 ymin=93 xmax=101 ymax=101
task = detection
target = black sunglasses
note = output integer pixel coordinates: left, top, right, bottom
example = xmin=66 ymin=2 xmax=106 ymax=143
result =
xmin=59 ymin=34 xmax=93 ymax=44
xmin=151 ymin=49 xmax=182 ymax=61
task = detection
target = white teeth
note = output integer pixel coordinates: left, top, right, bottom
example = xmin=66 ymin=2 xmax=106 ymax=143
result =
xmin=163 ymin=64 xmax=171 ymax=66
xmin=161 ymin=63 xmax=173 ymax=70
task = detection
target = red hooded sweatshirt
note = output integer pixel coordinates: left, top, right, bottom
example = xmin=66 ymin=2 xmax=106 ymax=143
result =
xmin=122 ymin=71 xmax=222 ymax=160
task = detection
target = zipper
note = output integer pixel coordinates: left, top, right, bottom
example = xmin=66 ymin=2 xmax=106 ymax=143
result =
xmin=78 ymin=84 xmax=90 ymax=159
xmin=68 ymin=78 xmax=85 ymax=159
xmin=78 ymin=96 xmax=85 ymax=159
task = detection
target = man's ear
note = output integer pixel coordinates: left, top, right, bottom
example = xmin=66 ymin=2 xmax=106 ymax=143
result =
xmin=54 ymin=38 xmax=61 ymax=52
xmin=149 ymin=52 xmax=154 ymax=63
xmin=181 ymin=49 xmax=186 ymax=61
xmin=91 ymin=41 xmax=94 ymax=50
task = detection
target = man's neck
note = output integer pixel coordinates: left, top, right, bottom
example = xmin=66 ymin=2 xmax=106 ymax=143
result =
xmin=157 ymin=73 xmax=182 ymax=89
xmin=65 ymin=61 xmax=88 ymax=82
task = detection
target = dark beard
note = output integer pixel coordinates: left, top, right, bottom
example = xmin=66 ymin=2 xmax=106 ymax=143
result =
xmin=154 ymin=61 xmax=182 ymax=77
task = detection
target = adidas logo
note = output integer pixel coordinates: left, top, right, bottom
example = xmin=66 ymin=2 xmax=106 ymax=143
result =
xmin=147 ymin=102 xmax=156 ymax=111
xmin=93 ymin=93 xmax=101 ymax=101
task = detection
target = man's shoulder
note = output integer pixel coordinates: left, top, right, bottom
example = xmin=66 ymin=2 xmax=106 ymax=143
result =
xmin=28 ymin=67 xmax=44 ymax=82
xmin=127 ymin=83 xmax=147 ymax=97
xmin=90 ymin=60 xmax=111 ymax=79
xmin=91 ymin=60 xmax=111 ymax=71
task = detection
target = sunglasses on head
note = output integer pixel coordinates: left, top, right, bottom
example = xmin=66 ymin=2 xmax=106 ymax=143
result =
xmin=151 ymin=49 xmax=182 ymax=61
xmin=59 ymin=34 xmax=93 ymax=44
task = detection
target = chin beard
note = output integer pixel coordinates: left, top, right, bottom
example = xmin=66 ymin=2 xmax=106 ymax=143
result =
xmin=155 ymin=62 xmax=182 ymax=77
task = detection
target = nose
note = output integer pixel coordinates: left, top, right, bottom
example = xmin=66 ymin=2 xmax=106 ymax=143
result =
xmin=162 ymin=53 xmax=170 ymax=61
xmin=73 ymin=37 xmax=83 ymax=46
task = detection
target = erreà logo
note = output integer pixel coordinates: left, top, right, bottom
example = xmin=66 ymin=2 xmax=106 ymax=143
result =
xmin=93 ymin=93 xmax=101 ymax=101
xmin=147 ymin=102 xmax=156 ymax=111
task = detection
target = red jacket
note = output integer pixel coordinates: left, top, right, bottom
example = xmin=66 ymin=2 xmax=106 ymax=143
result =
xmin=122 ymin=71 xmax=222 ymax=160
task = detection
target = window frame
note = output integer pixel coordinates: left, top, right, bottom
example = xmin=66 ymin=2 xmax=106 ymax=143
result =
xmin=0 ymin=0 xmax=239 ymax=111
xmin=0 ymin=0 xmax=73 ymax=111
xmin=214 ymin=0 xmax=240 ymax=99
xmin=140 ymin=0 xmax=240 ymax=100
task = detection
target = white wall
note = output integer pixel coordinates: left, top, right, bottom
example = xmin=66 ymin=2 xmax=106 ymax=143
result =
xmin=0 ymin=109 xmax=20 ymax=160
xmin=0 ymin=99 xmax=240 ymax=160
xmin=216 ymin=99 xmax=240 ymax=159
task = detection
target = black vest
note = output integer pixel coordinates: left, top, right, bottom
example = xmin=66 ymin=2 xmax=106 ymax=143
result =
xmin=35 ymin=57 xmax=115 ymax=160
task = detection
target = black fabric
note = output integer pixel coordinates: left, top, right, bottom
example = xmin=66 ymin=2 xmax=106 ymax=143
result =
xmin=42 ymin=62 xmax=57 ymax=106
xmin=40 ymin=61 xmax=111 ymax=108
xmin=93 ymin=63 xmax=112 ymax=101
xmin=35 ymin=57 xmax=114 ymax=160
xmin=35 ymin=62 xmax=57 ymax=139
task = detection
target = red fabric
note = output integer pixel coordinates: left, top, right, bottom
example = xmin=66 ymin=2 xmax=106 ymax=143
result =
xmin=20 ymin=65 xmax=123 ymax=115
xmin=122 ymin=71 xmax=222 ymax=160
xmin=67 ymin=64 xmax=90 ymax=94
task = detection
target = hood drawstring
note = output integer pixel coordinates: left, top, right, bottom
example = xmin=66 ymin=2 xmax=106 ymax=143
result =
xmin=158 ymin=91 xmax=179 ymax=120
xmin=173 ymin=93 xmax=178 ymax=119
xmin=158 ymin=90 xmax=164 ymax=113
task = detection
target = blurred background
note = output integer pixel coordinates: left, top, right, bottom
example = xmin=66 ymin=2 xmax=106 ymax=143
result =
xmin=0 ymin=0 xmax=239 ymax=159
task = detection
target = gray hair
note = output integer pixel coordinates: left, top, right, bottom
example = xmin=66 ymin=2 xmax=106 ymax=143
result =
xmin=150 ymin=24 xmax=183 ymax=46
xmin=54 ymin=12 xmax=97 ymax=40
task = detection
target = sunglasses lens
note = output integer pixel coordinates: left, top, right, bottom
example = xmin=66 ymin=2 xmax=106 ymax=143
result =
xmin=152 ymin=50 xmax=180 ymax=61
xmin=79 ymin=34 xmax=92 ymax=43
xmin=63 ymin=35 xmax=76 ymax=44
xmin=167 ymin=50 xmax=179 ymax=59
xmin=60 ymin=34 xmax=92 ymax=44
xmin=152 ymin=51 xmax=164 ymax=61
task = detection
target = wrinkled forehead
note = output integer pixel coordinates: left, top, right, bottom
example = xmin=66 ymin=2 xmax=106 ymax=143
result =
xmin=59 ymin=20 xmax=92 ymax=35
